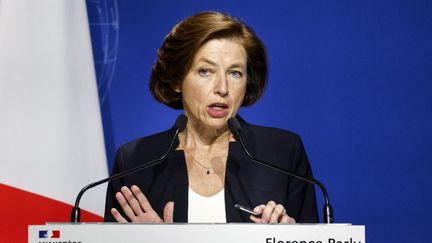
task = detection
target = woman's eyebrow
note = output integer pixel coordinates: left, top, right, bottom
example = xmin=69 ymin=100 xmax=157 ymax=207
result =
xmin=195 ymin=57 xmax=216 ymax=66
xmin=195 ymin=57 xmax=245 ymax=69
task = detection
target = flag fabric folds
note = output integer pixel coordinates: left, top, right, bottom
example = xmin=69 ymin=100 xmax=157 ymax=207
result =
xmin=0 ymin=1 xmax=108 ymax=242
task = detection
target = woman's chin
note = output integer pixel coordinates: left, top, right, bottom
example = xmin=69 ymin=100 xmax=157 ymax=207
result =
xmin=202 ymin=118 xmax=230 ymax=131
xmin=186 ymin=113 xmax=231 ymax=132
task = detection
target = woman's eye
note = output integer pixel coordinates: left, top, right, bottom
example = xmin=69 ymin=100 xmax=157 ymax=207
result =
xmin=198 ymin=68 xmax=211 ymax=77
xmin=229 ymin=70 xmax=243 ymax=79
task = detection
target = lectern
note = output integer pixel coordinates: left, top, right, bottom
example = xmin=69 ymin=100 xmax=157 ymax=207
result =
xmin=29 ymin=223 xmax=365 ymax=243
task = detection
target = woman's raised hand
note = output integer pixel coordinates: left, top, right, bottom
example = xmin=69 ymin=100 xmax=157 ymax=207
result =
xmin=111 ymin=185 xmax=174 ymax=223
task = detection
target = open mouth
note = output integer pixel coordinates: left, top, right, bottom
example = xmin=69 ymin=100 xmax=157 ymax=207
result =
xmin=208 ymin=103 xmax=229 ymax=110
xmin=207 ymin=103 xmax=229 ymax=118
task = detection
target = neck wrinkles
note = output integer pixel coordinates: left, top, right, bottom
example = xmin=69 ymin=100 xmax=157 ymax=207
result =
xmin=180 ymin=123 xmax=232 ymax=151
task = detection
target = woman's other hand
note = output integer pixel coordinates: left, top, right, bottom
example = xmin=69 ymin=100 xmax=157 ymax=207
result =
xmin=250 ymin=201 xmax=295 ymax=224
xmin=110 ymin=185 xmax=174 ymax=223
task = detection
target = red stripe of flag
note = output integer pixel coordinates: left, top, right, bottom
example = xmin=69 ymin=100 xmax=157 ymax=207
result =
xmin=0 ymin=183 xmax=103 ymax=243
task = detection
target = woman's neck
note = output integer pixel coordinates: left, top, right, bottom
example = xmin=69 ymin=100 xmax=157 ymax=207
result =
xmin=180 ymin=123 xmax=233 ymax=151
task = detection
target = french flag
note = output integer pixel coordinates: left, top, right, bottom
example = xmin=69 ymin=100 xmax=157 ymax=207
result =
xmin=51 ymin=230 xmax=60 ymax=238
xmin=0 ymin=1 xmax=108 ymax=242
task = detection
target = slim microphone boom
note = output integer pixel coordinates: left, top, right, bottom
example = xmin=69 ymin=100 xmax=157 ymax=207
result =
xmin=70 ymin=115 xmax=188 ymax=222
xmin=227 ymin=117 xmax=334 ymax=223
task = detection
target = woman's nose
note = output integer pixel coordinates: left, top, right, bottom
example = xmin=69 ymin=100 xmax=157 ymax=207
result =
xmin=213 ymin=74 xmax=229 ymax=97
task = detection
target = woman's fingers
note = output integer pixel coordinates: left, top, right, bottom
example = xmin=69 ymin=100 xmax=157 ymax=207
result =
xmin=115 ymin=191 xmax=138 ymax=221
xmin=131 ymin=185 xmax=154 ymax=213
xmin=113 ymin=185 xmax=172 ymax=223
xmin=261 ymin=201 xmax=276 ymax=223
xmin=279 ymin=214 xmax=296 ymax=224
xmin=121 ymin=186 xmax=144 ymax=217
xmin=253 ymin=204 xmax=266 ymax=215
xmin=249 ymin=204 xmax=265 ymax=223
xmin=251 ymin=201 xmax=296 ymax=224
xmin=163 ymin=201 xmax=174 ymax=223
xmin=249 ymin=214 xmax=261 ymax=223
xmin=269 ymin=204 xmax=285 ymax=223
xmin=110 ymin=207 xmax=128 ymax=223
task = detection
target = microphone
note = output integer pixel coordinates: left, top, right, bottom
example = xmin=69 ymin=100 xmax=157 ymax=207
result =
xmin=227 ymin=117 xmax=334 ymax=223
xmin=70 ymin=115 xmax=188 ymax=222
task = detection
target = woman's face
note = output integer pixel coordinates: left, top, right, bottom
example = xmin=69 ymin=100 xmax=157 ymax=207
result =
xmin=180 ymin=38 xmax=247 ymax=131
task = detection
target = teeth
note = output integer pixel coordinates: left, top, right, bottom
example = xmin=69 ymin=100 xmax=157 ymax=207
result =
xmin=210 ymin=106 xmax=225 ymax=110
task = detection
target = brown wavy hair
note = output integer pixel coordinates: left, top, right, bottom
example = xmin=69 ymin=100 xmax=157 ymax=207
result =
xmin=150 ymin=11 xmax=268 ymax=109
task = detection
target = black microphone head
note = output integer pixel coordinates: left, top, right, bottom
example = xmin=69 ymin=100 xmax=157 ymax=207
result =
xmin=173 ymin=114 xmax=188 ymax=132
xmin=227 ymin=117 xmax=241 ymax=134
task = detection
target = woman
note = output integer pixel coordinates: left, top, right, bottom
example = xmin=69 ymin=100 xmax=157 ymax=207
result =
xmin=104 ymin=11 xmax=318 ymax=224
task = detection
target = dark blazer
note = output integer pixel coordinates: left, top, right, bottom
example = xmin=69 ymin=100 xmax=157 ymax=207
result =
xmin=104 ymin=117 xmax=319 ymax=223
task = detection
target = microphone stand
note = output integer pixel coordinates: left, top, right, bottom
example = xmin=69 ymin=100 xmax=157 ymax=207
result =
xmin=228 ymin=118 xmax=334 ymax=223
xmin=70 ymin=115 xmax=187 ymax=222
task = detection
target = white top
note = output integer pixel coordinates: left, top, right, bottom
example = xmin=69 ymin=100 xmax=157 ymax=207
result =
xmin=187 ymin=187 xmax=226 ymax=223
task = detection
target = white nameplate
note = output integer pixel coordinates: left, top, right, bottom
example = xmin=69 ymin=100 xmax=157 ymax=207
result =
xmin=29 ymin=223 xmax=365 ymax=243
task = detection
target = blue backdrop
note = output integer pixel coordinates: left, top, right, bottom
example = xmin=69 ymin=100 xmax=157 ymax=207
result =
xmin=87 ymin=0 xmax=432 ymax=242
